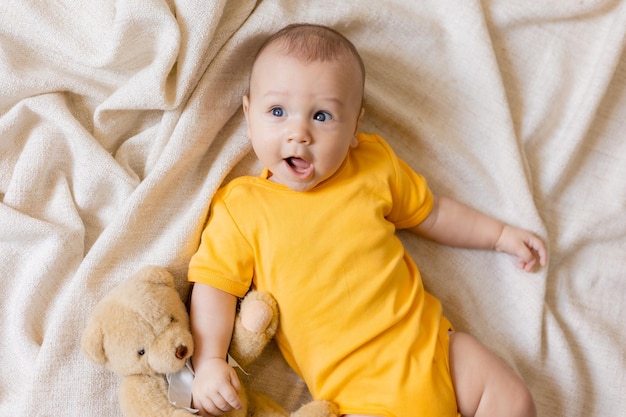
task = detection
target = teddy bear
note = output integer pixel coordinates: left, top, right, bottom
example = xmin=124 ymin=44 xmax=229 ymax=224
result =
xmin=81 ymin=265 xmax=338 ymax=417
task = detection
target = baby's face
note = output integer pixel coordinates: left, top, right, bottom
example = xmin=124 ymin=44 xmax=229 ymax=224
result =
xmin=243 ymin=45 xmax=364 ymax=192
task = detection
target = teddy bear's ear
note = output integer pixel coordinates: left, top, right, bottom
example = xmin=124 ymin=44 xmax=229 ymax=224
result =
xmin=135 ymin=265 xmax=175 ymax=288
xmin=81 ymin=319 xmax=107 ymax=366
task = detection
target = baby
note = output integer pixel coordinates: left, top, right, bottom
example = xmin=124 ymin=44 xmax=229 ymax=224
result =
xmin=187 ymin=23 xmax=547 ymax=417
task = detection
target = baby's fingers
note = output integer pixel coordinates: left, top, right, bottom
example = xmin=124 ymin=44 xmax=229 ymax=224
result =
xmin=199 ymin=389 xmax=241 ymax=416
xmin=216 ymin=390 xmax=242 ymax=412
xmin=524 ymin=235 xmax=548 ymax=267
xmin=519 ymin=257 xmax=537 ymax=272
xmin=192 ymin=368 xmax=242 ymax=416
xmin=207 ymin=388 xmax=241 ymax=414
xmin=222 ymin=379 xmax=242 ymax=411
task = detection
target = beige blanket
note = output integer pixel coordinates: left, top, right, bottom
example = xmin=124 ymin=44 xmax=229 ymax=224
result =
xmin=1 ymin=1 xmax=625 ymax=416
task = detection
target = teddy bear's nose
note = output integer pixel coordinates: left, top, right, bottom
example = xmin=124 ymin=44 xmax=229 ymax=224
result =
xmin=175 ymin=345 xmax=188 ymax=360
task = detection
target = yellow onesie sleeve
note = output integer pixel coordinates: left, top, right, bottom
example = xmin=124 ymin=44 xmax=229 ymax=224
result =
xmin=188 ymin=190 xmax=252 ymax=298
xmin=365 ymin=134 xmax=433 ymax=229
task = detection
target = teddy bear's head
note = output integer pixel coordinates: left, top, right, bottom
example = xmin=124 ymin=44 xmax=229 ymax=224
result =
xmin=81 ymin=266 xmax=194 ymax=377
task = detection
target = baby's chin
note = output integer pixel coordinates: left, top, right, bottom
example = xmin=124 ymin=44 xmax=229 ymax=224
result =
xmin=283 ymin=179 xmax=319 ymax=192
xmin=269 ymin=175 xmax=321 ymax=192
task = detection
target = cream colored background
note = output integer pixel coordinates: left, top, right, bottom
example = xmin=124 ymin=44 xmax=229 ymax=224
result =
xmin=1 ymin=1 xmax=625 ymax=416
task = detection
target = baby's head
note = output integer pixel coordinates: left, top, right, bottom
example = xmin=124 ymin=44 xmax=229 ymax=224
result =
xmin=250 ymin=24 xmax=366 ymax=104
xmin=243 ymin=24 xmax=366 ymax=192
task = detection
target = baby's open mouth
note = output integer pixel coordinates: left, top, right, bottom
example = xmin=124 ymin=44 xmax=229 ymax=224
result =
xmin=285 ymin=157 xmax=313 ymax=176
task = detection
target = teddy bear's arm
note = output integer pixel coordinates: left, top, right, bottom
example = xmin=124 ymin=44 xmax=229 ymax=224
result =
xmin=230 ymin=290 xmax=279 ymax=368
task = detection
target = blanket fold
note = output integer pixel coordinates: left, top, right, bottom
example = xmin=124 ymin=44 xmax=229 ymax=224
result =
xmin=1 ymin=1 xmax=624 ymax=416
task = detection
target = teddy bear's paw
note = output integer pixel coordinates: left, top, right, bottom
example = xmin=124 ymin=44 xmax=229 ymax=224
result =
xmin=241 ymin=299 xmax=273 ymax=333
xmin=230 ymin=291 xmax=279 ymax=367
xmin=290 ymin=400 xmax=339 ymax=417
xmin=239 ymin=290 xmax=279 ymax=335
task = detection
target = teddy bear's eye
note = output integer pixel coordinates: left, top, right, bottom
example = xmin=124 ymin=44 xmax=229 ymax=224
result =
xmin=137 ymin=348 xmax=145 ymax=356
xmin=169 ymin=315 xmax=176 ymax=323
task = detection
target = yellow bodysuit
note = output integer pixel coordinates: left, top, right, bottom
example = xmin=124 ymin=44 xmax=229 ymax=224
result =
xmin=189 ymin=133 xmax=458 ymax=416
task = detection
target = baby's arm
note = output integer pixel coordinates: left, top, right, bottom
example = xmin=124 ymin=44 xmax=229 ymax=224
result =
xmin=410 ymin=195 xmax=547 ymax=271
xmin=189 ymin=283 xmax=242 ymax=416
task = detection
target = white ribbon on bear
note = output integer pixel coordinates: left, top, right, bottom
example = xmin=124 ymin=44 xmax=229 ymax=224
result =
xmin=167 ymin=359 xmax=199 ymax=413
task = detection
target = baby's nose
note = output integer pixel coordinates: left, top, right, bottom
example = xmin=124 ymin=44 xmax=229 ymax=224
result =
xmin=287 ymin=120 xmax=311 ymax=144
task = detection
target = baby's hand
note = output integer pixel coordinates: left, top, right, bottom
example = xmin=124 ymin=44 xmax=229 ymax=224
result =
xmin=191 ymin=357 xmax=242 ymax=416
xmin=495 ymin=225 xmax=547 ymax=272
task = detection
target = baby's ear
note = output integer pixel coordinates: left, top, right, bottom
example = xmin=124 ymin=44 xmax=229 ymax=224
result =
xmin=81 ymin=320 xmax=107 ymax=366
xmin=242 ymin=95 xmax=252 ymax=138
xmin=352 ymin=107 xmax=365 ymax=146
xmin=242 ymin=95 xmax=251 ymax=120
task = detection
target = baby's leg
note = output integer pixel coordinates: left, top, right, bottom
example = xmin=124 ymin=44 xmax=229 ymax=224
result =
xmin=449 ymin=332 xmax=536 ymax=417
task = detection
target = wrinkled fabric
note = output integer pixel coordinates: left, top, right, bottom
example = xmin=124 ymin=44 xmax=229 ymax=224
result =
xmin=1 ymin=1 xmax=625 ymax=416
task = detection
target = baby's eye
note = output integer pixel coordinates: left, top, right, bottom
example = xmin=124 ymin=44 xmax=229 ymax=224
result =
xmin=270 ymin=107 xmax=285 ymax=117
xmin=314 ymin=111 xmax=332 ymax=122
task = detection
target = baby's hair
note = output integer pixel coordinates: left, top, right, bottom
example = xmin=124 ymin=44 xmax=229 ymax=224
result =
xmin=253 ymin=23 xmax=366 ymax=88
